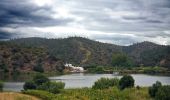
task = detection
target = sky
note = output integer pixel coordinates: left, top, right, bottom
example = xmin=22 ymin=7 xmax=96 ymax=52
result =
xmin=0 ymin=0 xmax=170 ymax=45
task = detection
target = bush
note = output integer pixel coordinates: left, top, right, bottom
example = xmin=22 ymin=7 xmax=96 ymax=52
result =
xmin=0 ymin=81 xmax=3 ymax=92
xmin=23 ymin=90 xmax=55 ymax=100
xmin=33 ymin=64 xmax=44 ymax=73
xmin=148 ymin=81 xmax=162 ymax=97
xmin=38 ymin=81 xmax=65 ymax=94
xmin=33 ymin=74 xmax=49 ymax=86
xmin=92 ymin=77 xmax=119 ymax=89
xmin=155 ymin=85 xmax=170 ymax=100
xmin=119 ymin=75 xmax=134 ymax=90
xmin=23 ymin=81 xmax=36 ymax=90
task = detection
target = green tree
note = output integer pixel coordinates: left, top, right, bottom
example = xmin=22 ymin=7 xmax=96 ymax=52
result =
xmin=119 ymin=75 xmax=134 ymax=90
xmin=0 ymin=81 xmax=3 ymax=92
xmin=23 ymin=81 xmax=36 ymax=90
xmin=149 ymin=81 xmax=162 ymax=97
xmin=38 ymin=81 xmax=65 ymax=94
xmin=112 ymin=52 xmax=133 ymax=67
xmin=33 ymin=63 xmax=44 ymax=73
xmin=92 ymin=77 xmax=119 ymax=89
xmin=155 ymin=85 xmax=170 ymax=100
xmin=33 ymin=74 xmax=49 ymax=86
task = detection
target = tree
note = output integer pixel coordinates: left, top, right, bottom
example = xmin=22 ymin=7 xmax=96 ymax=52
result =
xmin=95 ymin=66 xmax=105 ymax=74
xmin=149 ymin=81 xmax=162 ymax=97
xmin=92 ymin=77 xmax=119 ymax=89
xmin=119 ymin=75 xmax=134 ymax=90
xmin=23 ymin=81 xmax=36 ymax=90
xmin=155 ymin=85 xmax=170 ymax=100
xmin=33 ymin=63 xmax=44 ymax=73
xmin=33 ymin=74 xmax=49 ymax=86
xmin=112 ymin=52 xmax=133 ymax=67
xmin=38 ymin=81 xmax=65 ymax=94
xmin=0 ymin=81 xmax=3 ymax=92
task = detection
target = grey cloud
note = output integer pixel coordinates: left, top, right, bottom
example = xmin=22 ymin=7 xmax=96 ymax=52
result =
xmin=0 ymin=0 xmax=74 ymax=27
xmin=0 ymin=0 xmax=170 ymax=45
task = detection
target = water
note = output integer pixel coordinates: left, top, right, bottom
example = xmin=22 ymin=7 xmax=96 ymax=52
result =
xmin=3 ymin=73 xmax=170 ymax=91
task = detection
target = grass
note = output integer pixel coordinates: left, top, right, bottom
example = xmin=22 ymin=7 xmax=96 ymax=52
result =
xmin=23 ymin=87 xmax=152 ymax=100
xmin=0 ymin=92 xmax=41 ymax=100
xmin=56 ymin=87 xmax=152 ymax=100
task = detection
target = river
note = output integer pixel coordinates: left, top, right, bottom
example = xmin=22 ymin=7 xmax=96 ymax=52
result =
xmin=3 ymin=73 xmax=170 ymax=92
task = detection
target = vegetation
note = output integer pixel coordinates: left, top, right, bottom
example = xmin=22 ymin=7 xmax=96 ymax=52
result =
xmin=155 ymin=85 xmax=170 ymax=100
xmin=23 ymin=90 xmax=55 ymax=100
xmin=23 ymin=87 xmax=151 ymax=100
xmin=33 ymin=63 xmax=44 ymax=73
xmin=92 ymin=77 xmax=119 ymax=89
xmin=0 ymin=80 xmax=3 ymax=92
xmin=0 ymin=42 xmax=65 ymax=77
xmin=38 ymin=81 xmax=65 ymax=94
xmin=119 ymin=75 xmax=134 ymax=90
xmin=24 ymin=81 xmax=37 ymax=90
xmin=8 ymin=37 xmax=170 ymax=68
xmin=148 ymin=81 xmax=162 ymax=97
xmin=33 ymin=74 xmax=50 ymax=86
xmin=112 ymin=52 xmax=133 ymax=67
xmin=148 ymin=81 xmax=170 ymax=100
xmin=23 ymin=73 xmax=65 ymax=94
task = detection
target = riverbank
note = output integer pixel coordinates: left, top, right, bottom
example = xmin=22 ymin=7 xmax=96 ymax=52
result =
xmin=86 ymin=66 xmax=170 ymax=75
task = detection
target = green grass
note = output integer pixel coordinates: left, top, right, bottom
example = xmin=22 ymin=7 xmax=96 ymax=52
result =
xmin=56 ymin=87 xmax=151 ymax=100
xmin=23 ymin=87 xmax=152 ymax=100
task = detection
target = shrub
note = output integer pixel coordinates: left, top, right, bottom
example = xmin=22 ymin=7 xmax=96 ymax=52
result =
xmin=33 ymin=64 xmax=44 ymax=73
xmin=0 ymin=81 xmax=3 ymax=92
xmin=38 ymin=81 xmax=65 ymax=94
xmin=155 ymin=85 xmax=170 ymax=100
xmin=119 ymin=75 xmax=134 ymax=90
xmin=23 ymin=90 xmax=55 ymax=100
xmin=33 ymin=74 xmax=49 ymax=86
xmin=23 ymin=81 xmax=36 ymax=90
xmin=92 ymin=77 xmax=119 ymax=89
xmin=148 ymin=81 xmax=162 ymax=97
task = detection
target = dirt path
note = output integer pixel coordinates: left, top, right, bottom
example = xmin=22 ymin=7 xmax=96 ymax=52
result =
xmin=78 ymin=42 xmax=91 ymax=64
xmin=0 ymin=92 xmax=41 ymax=100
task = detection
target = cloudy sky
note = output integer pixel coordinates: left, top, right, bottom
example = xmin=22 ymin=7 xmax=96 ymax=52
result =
xmin=0 ymin=0 xmax=170 ymax=45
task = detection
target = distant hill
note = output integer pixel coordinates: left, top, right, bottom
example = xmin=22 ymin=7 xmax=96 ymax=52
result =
xmin=3 ymin=37 xmax=170 ymax=68
xmin=0 ymin=42 xmax=65 ymax=74
xmin=122 ymin=41 xmax=170 ymax=67
xmin=9 ymin=37 xmax=121 ymax=66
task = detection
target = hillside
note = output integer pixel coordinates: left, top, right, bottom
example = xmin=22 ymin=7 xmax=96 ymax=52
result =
xmin=122 ymin=41 xmax=170 ymax=67
xmin=3 ymin=37 xmax=170 ymax=68
xmin=10 ymin=37 xmax=121 ymax=66
xmin=0 ymin=42 xmax=65 ymax=75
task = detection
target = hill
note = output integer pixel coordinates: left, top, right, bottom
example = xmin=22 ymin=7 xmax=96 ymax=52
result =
xmin=122 ymin=41 xmax=170 ymax=67
xmin=2 ymin=37 xmax=170 ymax=68
xmin=0 ymin=42 xmax=65 ymax=75
xmin=9 ymin=37 xmax=121 ymax=66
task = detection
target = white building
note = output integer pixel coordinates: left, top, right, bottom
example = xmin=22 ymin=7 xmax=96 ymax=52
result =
xmin=65 ymin=63 xmax=84 ymax=72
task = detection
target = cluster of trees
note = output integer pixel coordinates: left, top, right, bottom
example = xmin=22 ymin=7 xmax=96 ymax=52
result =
xmin=23 ymin=74 xmax=65 ymax=94
xmin=0 ymin=81 xmax=3 ymax=92
xmin=92 ymin=75 xmax=134 ymax=90
xmin=92 ymin=77 xmax=119 ymax=89
xmin=112 ymin=52 xmax=133 ymax=67
xmin=149 ymin=81 xmax=170 ymax=100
